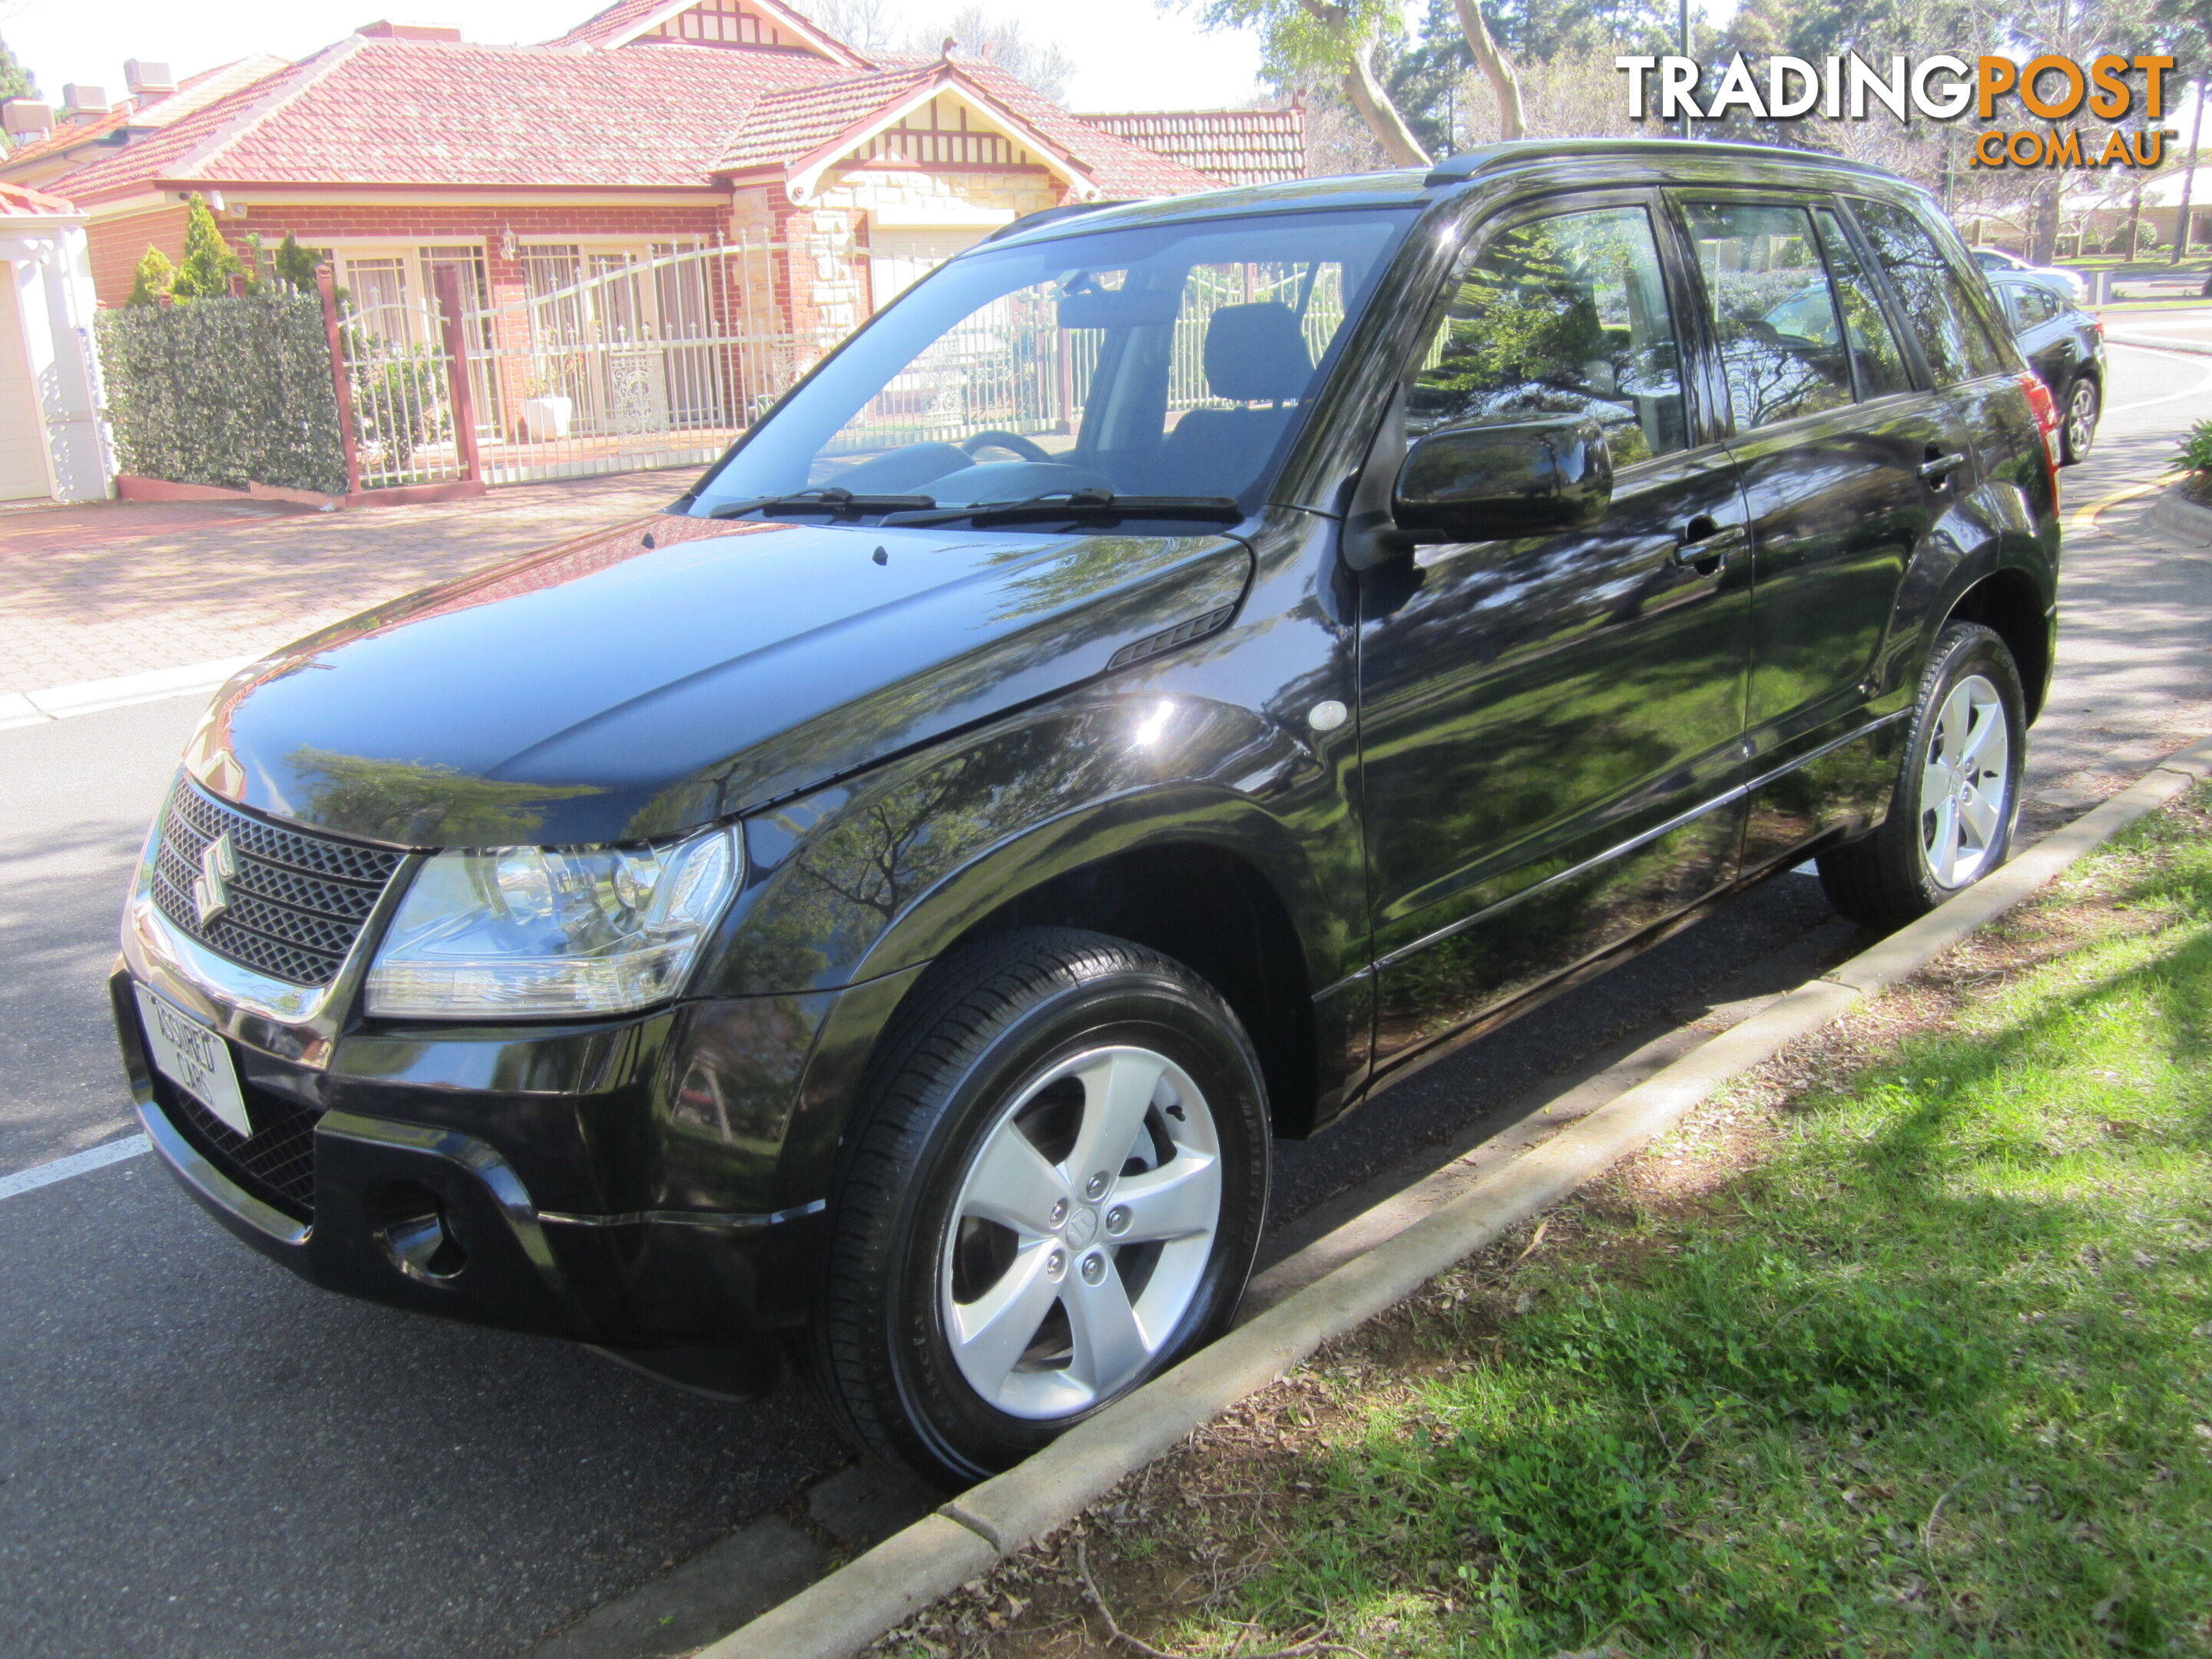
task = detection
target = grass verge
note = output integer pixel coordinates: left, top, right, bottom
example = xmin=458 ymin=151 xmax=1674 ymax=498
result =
xmin=880 ymin=782 xmax=2212 ymax=1659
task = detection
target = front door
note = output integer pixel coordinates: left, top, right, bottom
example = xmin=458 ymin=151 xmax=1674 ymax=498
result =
xmin=1356 ymin=195 xmax=1753 ymax=1071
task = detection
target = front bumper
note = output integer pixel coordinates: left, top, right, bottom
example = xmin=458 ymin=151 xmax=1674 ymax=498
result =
xmin=111 ymin=965 xmax=830 ymax=1351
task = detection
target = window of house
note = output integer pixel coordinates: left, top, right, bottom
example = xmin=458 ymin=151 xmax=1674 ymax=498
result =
xmin=343 ymin=256 xmax=413 ymax=344
xmin=1410 ymin=204 xmax=1687 ymax=466
xmin=1848 ymin=199 xmax=2011 ymax=385
xmin=1684 ymin=202 xmax=1854 ymax=432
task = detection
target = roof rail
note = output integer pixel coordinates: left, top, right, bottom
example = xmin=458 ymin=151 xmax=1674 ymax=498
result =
xmin=983 ymin=200 xmax=1124 ymax=243
xmin=1419 ymin=136 xmax=1898 ymax=190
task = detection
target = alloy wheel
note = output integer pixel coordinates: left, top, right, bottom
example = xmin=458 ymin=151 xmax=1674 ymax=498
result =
xmin=941 ymin=1045 xmax=1221 ymax=1420
xmin=2065 ymin=379 xmax=2098 ymax=459
xmin=1919 ymin=672 xmax=2012 ymax=889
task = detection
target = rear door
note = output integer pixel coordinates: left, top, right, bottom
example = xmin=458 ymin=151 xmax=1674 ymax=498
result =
xmin=1356 ymin=191 xmax=1753 ymax=1069
xmin=1677 ymin=194 xmax=1956 ymax=868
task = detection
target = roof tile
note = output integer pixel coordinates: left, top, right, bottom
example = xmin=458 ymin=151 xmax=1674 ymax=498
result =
xmin=53 ymin=39 xmax=843 ymax=199
xmin=1078 ymin=108 xmax=1306 ymax=189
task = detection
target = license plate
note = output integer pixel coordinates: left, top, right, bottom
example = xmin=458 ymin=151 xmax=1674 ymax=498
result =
xmin=136 ymin=983 xmax=252 ymax=1137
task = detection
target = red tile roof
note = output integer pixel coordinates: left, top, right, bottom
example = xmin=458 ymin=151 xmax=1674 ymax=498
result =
xmin=0 ymin=180 xmax=81 ymax=217
xmin=1079 ymin=108 xmax=1306 ymax=188
xmin=547 ymin=0 xmax=865 ymax=64
xmin=714 ymin=63 xmax=937 ymax=173
xmin=895 ymin=58 xmax=1225 ymax=197
xmin=0 ymin=56 xmax=290 ymax=172
xmin=41 ymin=25 xmax=1225 ymax=208
xmin=52 ymin=38 xmax=845 ymax=199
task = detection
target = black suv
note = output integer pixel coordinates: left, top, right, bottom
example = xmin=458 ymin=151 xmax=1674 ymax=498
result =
xmin=114 ymin=141 xmax=2060 ymax=1485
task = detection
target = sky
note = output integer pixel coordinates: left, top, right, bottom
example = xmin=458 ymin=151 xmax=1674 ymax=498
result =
xmin=0 ymin=0 xmax=1267 ymax=112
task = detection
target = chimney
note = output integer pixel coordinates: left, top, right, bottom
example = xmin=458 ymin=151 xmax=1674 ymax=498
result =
xmin=124 ymin=60 xmax=178 ymax=99
xmin=59 ymin=84 xmax=110 ymax=122
xmin=355 ymin=21 xmax=464 ymax=41
xmin=1 ymin=99 xmax=54 ymax=141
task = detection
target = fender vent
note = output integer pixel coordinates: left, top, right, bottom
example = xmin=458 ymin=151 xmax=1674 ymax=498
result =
xmin=1106 ymin=604 xmax=1236 ymax=671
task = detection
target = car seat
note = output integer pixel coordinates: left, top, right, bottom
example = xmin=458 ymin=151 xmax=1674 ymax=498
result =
xmin=1152 ymin=302 xmax=1314 ymax=496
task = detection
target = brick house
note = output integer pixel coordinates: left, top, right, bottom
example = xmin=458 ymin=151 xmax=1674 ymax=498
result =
xmin=0 ymin=2 xmax=1303 ymax=482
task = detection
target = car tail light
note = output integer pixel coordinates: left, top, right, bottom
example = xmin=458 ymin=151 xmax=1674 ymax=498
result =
xmin=2018 ymin=369 xmax=2061 ymax=499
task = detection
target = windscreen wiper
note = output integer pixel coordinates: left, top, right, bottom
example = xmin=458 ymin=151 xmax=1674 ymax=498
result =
xmin=706 ymin=488 xmax=936 ymax=520
xmin=877 ymin=488 xmax=1243 ymax=528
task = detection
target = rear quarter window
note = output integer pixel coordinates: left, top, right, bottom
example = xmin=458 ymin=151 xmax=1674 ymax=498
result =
xmin=1849 ymin=198 xmax=2013 ymax=385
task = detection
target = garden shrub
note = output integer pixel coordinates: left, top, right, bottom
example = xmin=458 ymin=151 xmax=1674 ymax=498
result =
xmin=96 ymin=285 xmax=347 ymax=495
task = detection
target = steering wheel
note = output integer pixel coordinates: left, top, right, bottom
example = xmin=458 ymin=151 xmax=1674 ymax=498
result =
xmin=961 ymin=430 xmax=1052 ymax=464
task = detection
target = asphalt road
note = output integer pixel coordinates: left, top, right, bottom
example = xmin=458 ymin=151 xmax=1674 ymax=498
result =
xmin=3 ymin=340 xmax=2209 ymax=1657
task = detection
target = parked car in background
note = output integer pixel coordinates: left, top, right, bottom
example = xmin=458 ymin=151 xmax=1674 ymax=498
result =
xmin=1990 ymin=271 xmax=2104 ymax=462
xmin=1970 ymin=247 xmax=2088 ymax=301
xmin=112 ymin=140 xmax=2065 ymax=1486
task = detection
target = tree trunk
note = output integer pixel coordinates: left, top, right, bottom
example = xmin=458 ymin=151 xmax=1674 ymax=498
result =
xmin=2175 ymin=77 xmax=2205 ymax=264
xmin=1338 ymin=35 xmax=1432 ymax=167
xmin=2030 ymin=177 xmax=2062 ymax=264
xmin=2124 ymin=174 xmax=2145 ymax=263
xmin=1451 ymin=0 xmax=1526 ymax=141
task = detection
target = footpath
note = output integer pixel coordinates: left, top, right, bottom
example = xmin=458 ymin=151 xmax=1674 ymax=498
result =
xmin=0 ymin=469 xmax=682 ymax=700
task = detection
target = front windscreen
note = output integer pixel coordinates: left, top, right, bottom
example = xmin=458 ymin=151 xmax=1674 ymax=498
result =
xmin=687 ymin=207 xmax=1415 ymax=521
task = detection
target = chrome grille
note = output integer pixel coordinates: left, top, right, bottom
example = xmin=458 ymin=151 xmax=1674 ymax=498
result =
xmin=151 ymin=779 xmax=404 ymax=987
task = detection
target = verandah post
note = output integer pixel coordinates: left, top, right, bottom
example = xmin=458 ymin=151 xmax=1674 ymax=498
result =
xmin=434 ymin=264 xmax=483 ymax=484
xmin=315 ymin=263 xmax=362 ymax=498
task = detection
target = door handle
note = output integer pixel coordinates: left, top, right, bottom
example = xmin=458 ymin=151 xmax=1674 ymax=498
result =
xmin=1919 ymin=449 xmax=1966 ymax=485
xmin=1672 ymin=516 xmax=1745 ymax=575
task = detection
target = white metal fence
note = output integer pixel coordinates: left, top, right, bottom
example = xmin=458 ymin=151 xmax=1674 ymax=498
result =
xmin=336 ymin=244 xmax=1354 ymax=493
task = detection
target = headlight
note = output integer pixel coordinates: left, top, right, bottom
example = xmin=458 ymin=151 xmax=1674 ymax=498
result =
xmin=364 ymin=826 xmax=740 ymax=1018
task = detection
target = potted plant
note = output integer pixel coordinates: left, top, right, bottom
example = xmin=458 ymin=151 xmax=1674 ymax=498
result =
xmin=520 ymin=360 xmax=576 ymax=442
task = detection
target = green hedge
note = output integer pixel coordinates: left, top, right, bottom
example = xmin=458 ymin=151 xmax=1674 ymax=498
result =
xmin=96 ymin=286 xmax=347 ymax=495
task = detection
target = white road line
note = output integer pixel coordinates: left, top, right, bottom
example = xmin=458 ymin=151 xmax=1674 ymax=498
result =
xmin=2104 ymin=342 xmax=2212 ymax=412
xmin=0 ymin=1134 xmax=151 ymax=1202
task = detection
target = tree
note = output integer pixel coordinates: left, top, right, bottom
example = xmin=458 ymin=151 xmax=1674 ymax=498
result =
xmin=127 ymin=246 xmax=175 ymax=307
xmin=0 ymin=32 xmax=36 ymax=105
xmin=167 ymin=194 xmax=244 ymax=300
xmin=800 ymin=0 xmax=899 ymax=50
xmin=1190 ymin=0 xmax=1432 ymax=164
xmin=919 ymin=5 xmax=1078 ymax=101
xmin=273 ymin=233 xmax=323 ymax=292
xmin=1449 ymin=0 xmax=1525 ymax=137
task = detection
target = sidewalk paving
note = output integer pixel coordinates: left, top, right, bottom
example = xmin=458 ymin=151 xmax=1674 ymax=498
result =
xmin=0 ymin=469 xmax=687 ymax=697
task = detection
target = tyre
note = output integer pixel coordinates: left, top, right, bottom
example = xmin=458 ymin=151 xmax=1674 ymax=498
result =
xmin=2060 ymin=373 xmax=2099 ymax=464
xmin=1817 ymin=621 xmax=2025 ymax=930
xmin=809 ymin=927 xmax=1270 ymax=1485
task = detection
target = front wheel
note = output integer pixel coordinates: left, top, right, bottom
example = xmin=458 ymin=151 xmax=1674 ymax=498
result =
xmin=1817 ymin=621 xmax=2026 ymax=930
xmin=2060 ymin=374 xmax=2100 ymax=464
xmin=808 ymin=928 xmax=1270 ymax=1486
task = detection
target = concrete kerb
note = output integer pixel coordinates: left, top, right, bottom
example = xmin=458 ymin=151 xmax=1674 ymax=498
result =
xmin=2105 ymin=329 xmax=2212 ymax=356
xmin=704 ymin=734 xmax=2212 ymax=1659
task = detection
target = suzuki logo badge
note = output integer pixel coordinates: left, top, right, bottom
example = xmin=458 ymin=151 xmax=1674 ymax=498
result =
xmin=193 ymin=832 xmax=237 ymax=929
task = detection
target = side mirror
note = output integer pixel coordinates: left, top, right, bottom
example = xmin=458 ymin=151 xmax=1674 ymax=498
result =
xmin=1392 ymin=416 xmax=1613 ymax=541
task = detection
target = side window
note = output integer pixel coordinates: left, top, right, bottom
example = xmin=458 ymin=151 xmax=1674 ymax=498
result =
xmin=1684 ymin=202 xmax=1854 ymax=432
xmin=1849 ymin=199 xmax=2012 ymax=384
xmin=1811 ymin=207 xmax=1912 ymax=399
xmin=2023 ymin=288 xmax=2056 ymax=325
xmin=1409 ymin=204 xmax=1687 ymax=467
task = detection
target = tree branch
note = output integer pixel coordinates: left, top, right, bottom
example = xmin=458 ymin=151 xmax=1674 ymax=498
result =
xmin=1451 ymin=0 xmax=1525 ymax=140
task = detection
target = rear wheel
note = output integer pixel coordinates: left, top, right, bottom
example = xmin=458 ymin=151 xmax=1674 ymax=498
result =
xmin=2060 ymin=374 xmax=2099 ymax=464
xmin=1817 ymin=622 xmax=2025 ymax=930
xmin=808 ymin=927 xmax=1270 ymax=1485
